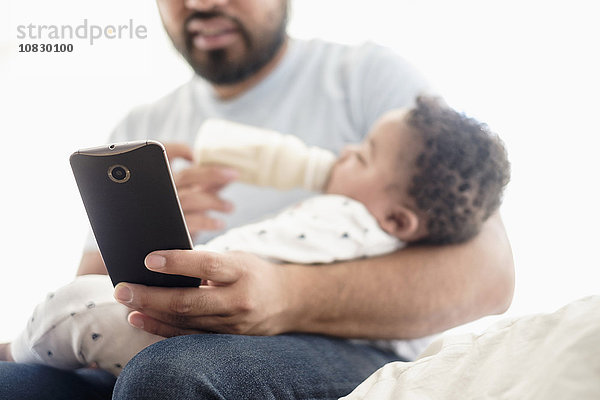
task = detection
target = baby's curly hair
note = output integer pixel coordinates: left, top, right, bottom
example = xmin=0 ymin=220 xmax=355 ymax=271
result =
xmin=406 ymin=96 xmax=510 ymax=245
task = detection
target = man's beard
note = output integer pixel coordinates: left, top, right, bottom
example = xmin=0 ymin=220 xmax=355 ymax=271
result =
xmin=181 ymin=10 xmax=287 ymax=85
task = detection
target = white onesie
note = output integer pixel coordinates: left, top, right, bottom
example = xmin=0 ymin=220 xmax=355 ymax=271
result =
xmin=199 ymin=194 xmax=402 ymax=262
xmin=11 ymin=195 xmax=418 ymax=376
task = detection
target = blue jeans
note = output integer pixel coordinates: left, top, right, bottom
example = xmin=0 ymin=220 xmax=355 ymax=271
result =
xmin=0 ymin=361 xmax=116 ymax=400
xmin=0 ymin=333 xmax=401 ymax=399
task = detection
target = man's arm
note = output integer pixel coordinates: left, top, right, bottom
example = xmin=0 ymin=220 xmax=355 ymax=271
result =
xmin=114 ymin=212 xmax=513 ymax=339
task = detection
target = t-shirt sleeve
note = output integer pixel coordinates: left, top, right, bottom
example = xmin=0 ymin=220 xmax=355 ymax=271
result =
xmin=346 ymin=43 xmax=435 ymax=138
xmin=107 ymin=106 xmax=150 ymax=143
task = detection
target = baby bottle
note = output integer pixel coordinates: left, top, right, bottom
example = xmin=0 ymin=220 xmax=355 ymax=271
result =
xmin=194 ymin=119 xmax=336 ymax=192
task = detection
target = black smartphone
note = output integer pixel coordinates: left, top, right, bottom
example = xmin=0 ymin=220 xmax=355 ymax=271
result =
xmin=70 ymin=140 xmax=201 ymax=287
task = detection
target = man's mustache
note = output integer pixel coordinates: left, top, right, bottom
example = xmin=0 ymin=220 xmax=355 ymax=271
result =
xmin=183 ymin=11 xmax=251 ymax=49
xmin=184 ymin=11 xmax=243 ymax=33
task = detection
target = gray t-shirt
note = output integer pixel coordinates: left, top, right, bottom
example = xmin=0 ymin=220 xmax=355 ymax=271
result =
xmin=89 ymin=38 xmax=430 ymax=248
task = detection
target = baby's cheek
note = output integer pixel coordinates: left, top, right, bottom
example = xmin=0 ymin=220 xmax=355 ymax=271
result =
xmin=324 ymin=169 xmax=349 ymax=195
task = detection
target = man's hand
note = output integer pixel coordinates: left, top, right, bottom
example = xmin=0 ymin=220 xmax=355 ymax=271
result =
xmin=163 ymin=143 xmax=238 ymax=235
xmin=113 ymin=250 xmax=296 ymax=338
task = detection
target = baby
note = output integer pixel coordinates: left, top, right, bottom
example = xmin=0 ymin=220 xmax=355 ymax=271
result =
xmin=1 ymin=96 xmax=510 ymax=375
xmin=328 ymin=95 xmax=510 ymax=246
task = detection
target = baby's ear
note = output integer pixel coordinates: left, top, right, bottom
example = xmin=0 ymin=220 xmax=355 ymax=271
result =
xmin=380 ymin=206 xmax=421 ymax=241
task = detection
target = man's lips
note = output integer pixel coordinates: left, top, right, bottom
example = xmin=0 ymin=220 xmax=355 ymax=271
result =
xmin=187 ymin=17 xmax=241 ymax=51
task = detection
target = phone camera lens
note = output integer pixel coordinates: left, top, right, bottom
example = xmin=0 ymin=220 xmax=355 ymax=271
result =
xmin=108 ymin=165 xmax=130 ymax=183
xmin=113 ymin=167 xmax=125 ymax=179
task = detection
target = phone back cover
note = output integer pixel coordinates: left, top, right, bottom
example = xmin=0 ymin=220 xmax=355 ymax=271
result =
xmin=70 ymin=142 xmax=200 ymax=287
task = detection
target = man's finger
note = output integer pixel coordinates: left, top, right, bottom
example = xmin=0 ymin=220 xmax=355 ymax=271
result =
xmin=185 ymin=213 xmax=225 ymax=233
xmin=145 ymin=250 xmax=243 ymax=283
xmin=174 ymin=165 xmax=238 ymax=191
xmin=178 ymin=189 xmax=233 ymax=213
xmin=163 ymin=142 xmax=193 ymax=162
xmin=127 ymin=311 xmax=205 ymax=338
xmin=114 ymin=283 xmax=231 ymax=316
xmin=128 ymin=309 xmax=232 ymax=333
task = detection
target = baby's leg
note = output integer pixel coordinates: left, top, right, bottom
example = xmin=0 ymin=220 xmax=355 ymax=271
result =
xmin=10 ymin=275 xmax=162 ymax=376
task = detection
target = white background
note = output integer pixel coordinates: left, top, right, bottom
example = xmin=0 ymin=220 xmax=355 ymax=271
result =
xmin=0 ymin=0 xmax=599 ymax=342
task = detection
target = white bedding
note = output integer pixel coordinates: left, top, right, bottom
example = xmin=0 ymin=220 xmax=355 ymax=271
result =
xmin=342 ymin=296 xmax=600 ymax=399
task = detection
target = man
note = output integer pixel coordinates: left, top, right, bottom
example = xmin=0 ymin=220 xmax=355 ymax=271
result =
xmin=0 ymin=0 xmax=514 ymax=398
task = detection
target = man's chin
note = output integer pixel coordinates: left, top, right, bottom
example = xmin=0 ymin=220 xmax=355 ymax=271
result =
xmin=194 ymin=68 xmax=254 ymax=86
xmin=184 ymin=30 xmax=286 ymax=85
xmin=187 ymin=56 xmax=248 ymax=85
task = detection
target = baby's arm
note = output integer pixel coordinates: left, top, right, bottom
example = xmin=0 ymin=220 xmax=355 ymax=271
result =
xmin=10 ymin=275 xmax=162 ymax=376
